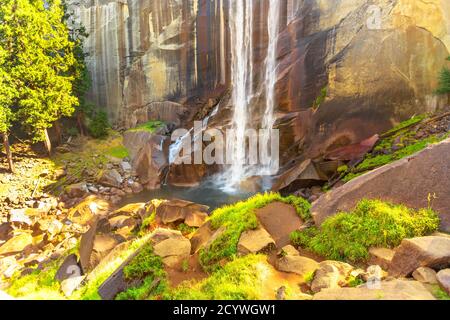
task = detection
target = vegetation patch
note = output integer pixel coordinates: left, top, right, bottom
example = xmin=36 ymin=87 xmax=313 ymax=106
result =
xmin=290 ymin=199 xmax=439 ymax=263
xmin=106 ymin=145 xmax=129 ymax=159
xmin=342 ymin=114 xmax=449 ymax=183
xmin=431 ymin=285 xmax=450 ymax=300
xmin=169 ymin=255 xmax=265 ymax=300
xmin=50 ymin=132 xmax=125 ymax=192
xmin=199 ymin=193 xmax=310 ymax=270
xmin=116 ymin=244 xmax=168 ymax=300
xmin=436 ymin=56 xmax=450 ymax=95
xmin=6 ymin=258 xmax=65 ymax=300
xmin=127 ymin=120 xmax=165 ymax=133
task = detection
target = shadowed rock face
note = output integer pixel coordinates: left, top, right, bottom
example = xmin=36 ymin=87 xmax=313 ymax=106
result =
xmin=70 ymin=0 xmax=450 ymax=186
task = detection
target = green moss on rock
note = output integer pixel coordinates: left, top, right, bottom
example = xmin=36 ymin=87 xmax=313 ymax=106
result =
xmin=291 ymin=199 xmax=439 ymax=263
xmin=199 ymin=193 xmax=310 ymax=270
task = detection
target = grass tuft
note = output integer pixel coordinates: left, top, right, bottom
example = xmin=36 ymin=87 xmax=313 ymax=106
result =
xmin=169 ymin=255 xmax=265 ymax=300
xmin=291 ymin=199 xmax=439 ymax=263
xmin=199 ymin=193 xmax=310 ymax=270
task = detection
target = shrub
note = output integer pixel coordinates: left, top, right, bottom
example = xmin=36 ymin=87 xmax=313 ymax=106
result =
xmin=436 ymin=57 xmax=450 ymax=94
xmin=199 ymin=193 xmax=310 ymax=270
xmin=290 ymin=199 xmax=440 ymax=263
xmin=127 ymin=120 xmax=165 ymax=133
xmin=88 ymin=111 xmax=110 ymax=138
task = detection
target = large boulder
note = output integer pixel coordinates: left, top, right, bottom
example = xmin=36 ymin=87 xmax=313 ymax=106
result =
xmin=237 ymin=228 xmax=276 ymax=255
xmin=275 ymin=245 xmax=319 ymax=277
xmin=98 ymin=169 xmax=123 ymax=189
xmin=0 ymin=233 xmax=33 ymax=257
xmin=311 ymin=261 xmax=354 ymax=293
xmin=255 ymin=202 xmax=303 ymax=247
xmin=369 ymin=247 xmax=395 ymax=271
xmin=389 ymin=236 xmax=450 ymax=277
xmin=149 ymin=229 xmax=191 ymax=268
xmin=312 ymin=139 xmax=450 ymax=232
xmin=412 ymin=267 xmax=438 ymax=285
xmin=123 ymin=131 xmax=168 ymax=190
xmin=67 ymin=196 xmax=110 ymax=226
xmin=0 ymin=223 xmax=12 ymax=242
xmin=436 ymin=269 xmax=450 ymax=294
xmin=155 ymin=199 xmax=209 ymax=226
xmin=190 ymin=222 xmax=226 ymax=254
xmin=79 ymin=217 xmax=120 ymax=273
xmin=313 ymin=280 xmax=436 ymax=300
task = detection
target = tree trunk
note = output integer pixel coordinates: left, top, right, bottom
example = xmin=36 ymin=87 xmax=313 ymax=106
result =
xmin=54 ymin=120 xmax=62 ymax=146
xmin=43 ymin=128 xmax=52 ymax=156
xmin=77 ymin=113 xmax=85 ymax=136
xmin=2 ymin=132 xmax=15 ymax=174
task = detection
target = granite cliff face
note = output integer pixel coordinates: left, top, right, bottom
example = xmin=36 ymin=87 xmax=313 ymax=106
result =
xmin=70 ymin=0 xmax=450 ymax=186
xmin=69 ymin=0 xmax=228 ymax=123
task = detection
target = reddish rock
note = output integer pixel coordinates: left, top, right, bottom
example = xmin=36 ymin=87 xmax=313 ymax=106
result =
xmin=123 ymin=131 xmax=168 ymax=190
xmin=0 ymin=223 xmax=12 ymax=242
xmin=412 ymin=267 xmax=438 ymax=284
xmin=237 ymin=228 xmax=276 ymax=255
xmin=0 ymin=233 xmax=33 ymax=257
xmin=150 ymin=229 xmax=191 ymax=268
xmin=436 ymin=269 xmax=450 ymax=295
xmin=190 ymin=221 xmax=225 ymax=254
xmin=271 ymin=159 xmax=327 ymax=193
xmin=324 ymin=135 xmax=379 ymax=161
xmin=389 ymin=236 xmax=450 ymax=277
xmin=369 ymin=247 xmax=395 ymax=271
xmin=155 ymin=199 xmax=209 ymax=225
xmin=65 ymin=182 xmax=89 ymax=198
xmin=98 ymin=169 xmax=123 ymax=189
xmin=312 ymin=139 xmax=450 ymax=232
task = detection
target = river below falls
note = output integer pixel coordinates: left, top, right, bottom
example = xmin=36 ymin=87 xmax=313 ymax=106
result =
xmin=118 ymin=179 xmax=257 ymax=211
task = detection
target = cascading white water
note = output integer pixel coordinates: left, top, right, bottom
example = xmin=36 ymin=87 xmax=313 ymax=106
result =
xmin=225 ymin=0 xmax=254 ymax=190
xmin=260 ymin=0 xmax=281 ymax=176
xmin=223 ymin=0 xmax=280 ymax=190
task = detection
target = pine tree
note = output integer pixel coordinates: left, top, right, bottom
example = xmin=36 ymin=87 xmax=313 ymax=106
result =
xmin=9 ymin=0 xmax=79 ymax=155
xmin=0 ymin=3 xmax=18 ymax=173
xmin=436 ymin=56 xmax=450 ymax=97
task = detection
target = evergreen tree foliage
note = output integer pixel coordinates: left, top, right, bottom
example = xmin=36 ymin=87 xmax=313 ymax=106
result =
xmin=436 ymin=56 xmax=450 ymax=95
xmin=0 ymin=0 xmax=79 ymax=154
xmin=88 ymin=111 xmax=110 ymax=138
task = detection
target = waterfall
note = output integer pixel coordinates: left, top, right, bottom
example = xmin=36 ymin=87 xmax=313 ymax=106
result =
xmin=225 ymin=0 xmax=254 ymax=190
xmin=260 ymin=0 xmax=280 ymax=176
xmin=223 ymin=0 xmax=280 ymax=191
